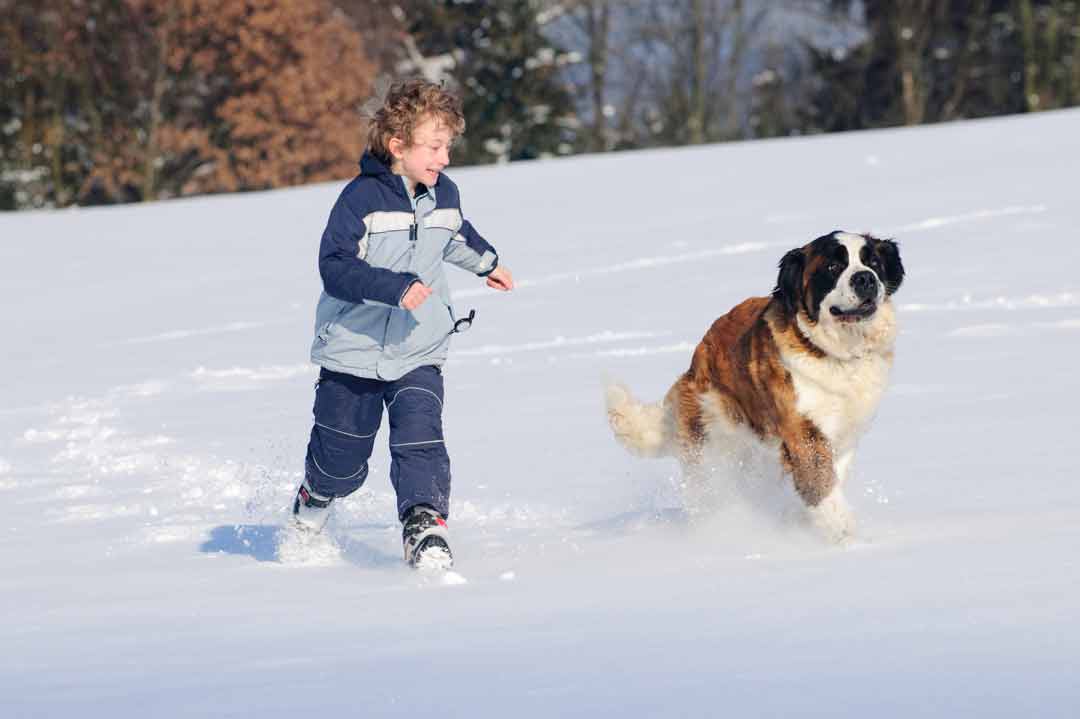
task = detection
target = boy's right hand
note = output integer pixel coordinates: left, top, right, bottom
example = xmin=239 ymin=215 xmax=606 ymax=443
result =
xmin=400 ymin=281 xmax=432 ymax=311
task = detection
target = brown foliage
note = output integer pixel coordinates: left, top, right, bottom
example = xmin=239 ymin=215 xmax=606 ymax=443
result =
xmin=1 ymin=0 xmax=376 ymax=207
xmin=154 ymin=0 xmax=375 ymax=196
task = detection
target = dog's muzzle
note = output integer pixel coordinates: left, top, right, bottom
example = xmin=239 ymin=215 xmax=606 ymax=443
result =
xmin=851 ymin=271 xmax=879 ymax=301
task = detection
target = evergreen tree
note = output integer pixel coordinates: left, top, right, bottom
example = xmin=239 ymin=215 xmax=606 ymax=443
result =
xmin=802 ymin=0 xmax=1080 ymax=133
xmin=402 ymin=0 xmax=578 ymax=164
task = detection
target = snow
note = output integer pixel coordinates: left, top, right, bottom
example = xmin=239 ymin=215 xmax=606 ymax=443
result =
xmin=2 ymin=109 xmax=1080 ymax=717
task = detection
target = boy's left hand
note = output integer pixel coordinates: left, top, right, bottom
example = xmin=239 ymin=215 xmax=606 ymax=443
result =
xmin=486 ymin=265 xmax=514 ymax=291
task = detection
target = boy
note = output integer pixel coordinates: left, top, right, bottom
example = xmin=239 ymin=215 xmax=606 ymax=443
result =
xmin=290 ymin=79 xmax=514 ymax=570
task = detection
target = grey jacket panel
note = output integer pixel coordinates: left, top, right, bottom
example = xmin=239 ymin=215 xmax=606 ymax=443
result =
xmin=311 ymin=186 xmax=462 ymax=381
xmin=444 ymin=234 xmax=498 ymax=276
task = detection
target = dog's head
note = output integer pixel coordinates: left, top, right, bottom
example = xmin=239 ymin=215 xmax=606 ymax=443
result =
xmin=773 ymin=231 xmax=904 ymax=349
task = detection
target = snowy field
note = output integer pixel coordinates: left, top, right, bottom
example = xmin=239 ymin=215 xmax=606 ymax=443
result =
xmin=2 ymin=109 xmax=1079 ymax=717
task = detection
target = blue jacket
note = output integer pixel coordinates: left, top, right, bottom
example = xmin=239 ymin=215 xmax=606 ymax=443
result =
xmin=310 ymin=152 xmax=498 ymax=380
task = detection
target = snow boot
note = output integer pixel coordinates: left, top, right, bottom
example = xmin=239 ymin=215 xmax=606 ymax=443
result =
xmin=291 ymin=479 xmax=334 ymax=533
xmin=402 ymin=505 xmax=453 ymax=570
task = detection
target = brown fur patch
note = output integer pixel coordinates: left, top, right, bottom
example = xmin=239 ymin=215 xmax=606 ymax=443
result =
xmin=769 ymin=304 xmax=826 ymax=359
xmin=779 ymin=421 xmax=834 ymax=506
xmin=667 ymin=295 xmax=836 ymax=509
xmin=801 ymin=252 xmax=830 ymax=324
xmin=672 ymin=297 xmax=788 ymax=440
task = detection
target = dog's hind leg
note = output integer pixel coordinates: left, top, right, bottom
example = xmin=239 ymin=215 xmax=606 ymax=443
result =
xmin=672 ymin=408 xmax=716 ymax=519
xmin=676 ymin=449 xmax=711 ymax=519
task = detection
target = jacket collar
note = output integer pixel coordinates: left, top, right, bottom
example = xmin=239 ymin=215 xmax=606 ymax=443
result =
xmin=359 ymin=151 xmax=438 ymax=201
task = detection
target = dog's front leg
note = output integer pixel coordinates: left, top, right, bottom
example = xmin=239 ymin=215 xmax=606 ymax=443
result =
xmin=812 ymin=489 xmax=856 ymax=543
xmin=782 ymin=423 xmax=854 ymax=543
xmin=817 ymin=449 xmax=858 ymax=540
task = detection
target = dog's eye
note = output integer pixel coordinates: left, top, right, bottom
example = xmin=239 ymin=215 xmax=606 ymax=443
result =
xmin=868 ymin=256 xmax=882 ymax=269
xmin=828 ymin=261 xmax=843 ymax=274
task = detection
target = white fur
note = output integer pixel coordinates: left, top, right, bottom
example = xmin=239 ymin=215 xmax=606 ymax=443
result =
xmin=810 ymin=484 xmax=857 ymax=543
xmin=820 ymin=233 xmax=885 ymax=318
xmin=808 ymin=449 xmax=858 ymax=542
xmin=605 ymin=383 xmax=671 ymax=458
xmin=789 ymin=303 xmax=896 ymax=451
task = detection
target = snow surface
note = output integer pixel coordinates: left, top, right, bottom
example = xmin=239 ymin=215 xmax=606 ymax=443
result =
xmin=2 ymin=109 xmax=1079 ymax=717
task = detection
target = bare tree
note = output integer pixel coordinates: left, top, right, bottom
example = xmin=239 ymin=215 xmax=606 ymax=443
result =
xmin=538 ymin=0 xmax=615 ymax=152
xmin=893 ymin=0 xmax=937 ymax=125
xmin=582 ymin=0 xmax=613 ymax=151
xmin=631 ymin=0 xmax=764 ymax=145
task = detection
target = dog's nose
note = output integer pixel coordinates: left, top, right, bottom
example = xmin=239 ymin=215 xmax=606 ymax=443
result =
xmin=851 ymin=270 xmax=878 ymax=300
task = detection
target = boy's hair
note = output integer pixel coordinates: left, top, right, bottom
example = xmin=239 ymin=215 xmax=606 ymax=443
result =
xmin=366 ymin=79 xmax=465 ymax=165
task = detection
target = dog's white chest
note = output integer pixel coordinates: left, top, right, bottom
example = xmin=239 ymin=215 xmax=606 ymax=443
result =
xmin=787 ymin=353 xmax=891 ymax=451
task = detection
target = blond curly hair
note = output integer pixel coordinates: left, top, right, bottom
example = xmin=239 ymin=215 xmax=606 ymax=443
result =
xmin=366 ymin=79 xmax=465 ymax=165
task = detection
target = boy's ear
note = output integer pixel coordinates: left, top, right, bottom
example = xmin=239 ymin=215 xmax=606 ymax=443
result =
xmin=387 ymin=136 xmax=406 ymax=160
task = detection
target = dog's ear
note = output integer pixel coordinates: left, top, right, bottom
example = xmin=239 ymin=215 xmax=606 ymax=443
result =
xmin=773 ymin=248 xmax=805 ymax=316
xmin=875 ymin=238 xmax=905 ymax=295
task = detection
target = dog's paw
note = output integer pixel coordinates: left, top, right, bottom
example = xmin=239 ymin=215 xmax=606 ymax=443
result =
xmin=810 ymin=493 xmax=857 ymax=545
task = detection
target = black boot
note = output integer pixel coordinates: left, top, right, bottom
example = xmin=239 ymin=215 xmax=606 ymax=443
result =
xmin=292 ymin=479 xmax=334 ymax=533
xmin=402 ymin=505 xmax=453 ymax=570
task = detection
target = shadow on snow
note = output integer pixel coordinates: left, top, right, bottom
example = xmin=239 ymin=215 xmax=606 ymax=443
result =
xmin=200 ymin=523 xmax=401 ymax=567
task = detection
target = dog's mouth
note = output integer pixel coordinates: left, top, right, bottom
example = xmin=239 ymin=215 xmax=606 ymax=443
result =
xmin=829 ymin=299 xmax=877 ymax=323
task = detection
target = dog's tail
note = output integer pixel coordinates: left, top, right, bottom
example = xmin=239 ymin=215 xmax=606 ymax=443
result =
xmin=605 ymin=382 xmax=674 ymax=458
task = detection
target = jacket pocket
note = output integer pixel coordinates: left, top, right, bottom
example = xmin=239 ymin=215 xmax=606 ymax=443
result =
xmin=316 ymin=322 xmax=332 ymax=345
xmin=384 ymin=297 xmax=454 ymax=359
xmin=315 ymin=304 xmax=348 ymax=345
xmin=333 ymin=305 xmax=392 ymax=352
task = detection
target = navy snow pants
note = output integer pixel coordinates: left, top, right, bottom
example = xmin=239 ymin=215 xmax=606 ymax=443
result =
xmin=304 ymin=365 xmax=451 ymax=520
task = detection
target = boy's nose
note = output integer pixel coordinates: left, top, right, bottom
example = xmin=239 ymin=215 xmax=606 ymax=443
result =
xmin=438 ymin=146 xmax=450 ymax=165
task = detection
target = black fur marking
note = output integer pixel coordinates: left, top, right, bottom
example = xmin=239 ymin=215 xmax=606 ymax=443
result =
xmin=874 ymin=238 xmax=905 ymax=295
xmin=859 ymin=235 xmax=904 ymax=295
xmin=773 ymin=249 xmax=806 ymax=317
xmin=859 ymin=243 xmax=878 ymax=273
xmin=805 ymin=236 xmax=846 ymax=322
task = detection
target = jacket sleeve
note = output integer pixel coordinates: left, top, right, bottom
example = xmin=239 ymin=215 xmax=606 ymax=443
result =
xmin=319 ymin=192 xmax=419 ymax=306
xmin=443 ymin=217 xmax=499 ymax=276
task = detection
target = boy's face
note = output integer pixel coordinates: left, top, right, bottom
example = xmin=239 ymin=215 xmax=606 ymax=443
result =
xmin=389 ymin=115 xmax=454 ymax=188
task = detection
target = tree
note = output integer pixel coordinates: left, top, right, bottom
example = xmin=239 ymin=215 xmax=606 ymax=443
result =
xmin=400 ymin=0 xmax=578 ymax=164
xmin=545 ymin=0 xmax=615 ymax=153
xmin=0 ymin=0 xmax=151 ymax=208
xmin=608 ymin=0 xmax=766 ymax=147
xmin=1 ymin=0 xmax=378 ymax=209
xmin=130 ymin=0 xmax=378 ymax=198
xmin=803 ymin=0 xmax=1080 ymax=133
xmin=1016 ymin=0 xmax=1080 ymax=111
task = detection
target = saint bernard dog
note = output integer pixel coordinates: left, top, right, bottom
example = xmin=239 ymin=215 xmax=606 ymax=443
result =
xmin=606 ymin=231 xmax=905 ymax=542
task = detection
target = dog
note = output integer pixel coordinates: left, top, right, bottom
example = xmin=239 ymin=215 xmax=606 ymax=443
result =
xmin=606 ymin=231 xmax=905 ymax=542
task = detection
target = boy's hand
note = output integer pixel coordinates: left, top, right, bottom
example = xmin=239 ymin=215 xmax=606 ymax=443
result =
xmin=401 ymin=281 xmax=432 ymax=311
xmin=486 ymin=265 xmax=515 ymax=291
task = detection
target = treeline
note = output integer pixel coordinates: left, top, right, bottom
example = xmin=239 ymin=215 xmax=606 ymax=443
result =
xmin=2 ymin=0 xmax=1078 ymax=210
